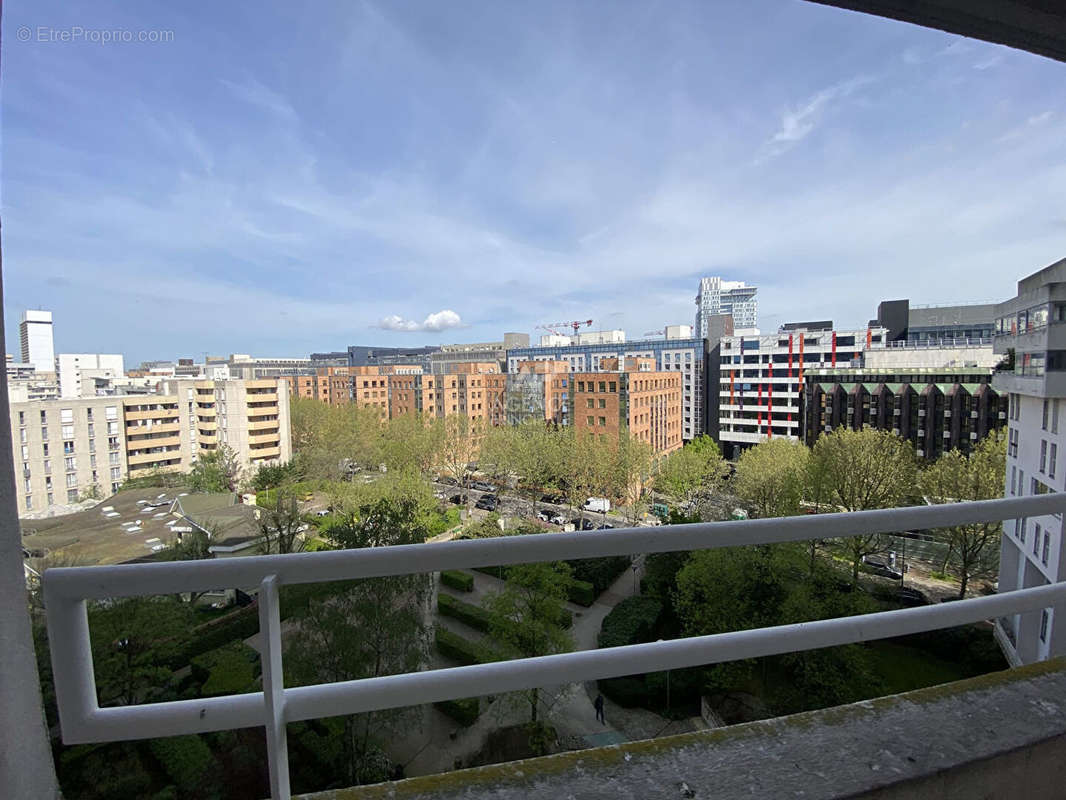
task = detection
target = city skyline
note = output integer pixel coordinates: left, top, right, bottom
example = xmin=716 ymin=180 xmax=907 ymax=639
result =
xmin=4 ymin=1 xmax=1064 ymax=364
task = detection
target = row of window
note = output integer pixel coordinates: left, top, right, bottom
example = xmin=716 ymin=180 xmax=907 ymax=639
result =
xmin=995 ymin=302 xmax=1066 ymax=336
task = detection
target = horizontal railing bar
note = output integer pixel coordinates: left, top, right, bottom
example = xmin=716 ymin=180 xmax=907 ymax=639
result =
xmin=44 ymin=495 xmax=1064 ymax=600
xmin=70 ymin=692 xmax=266 ymax=744
xmin=71 ymin=581 xmax=1066 ymax=742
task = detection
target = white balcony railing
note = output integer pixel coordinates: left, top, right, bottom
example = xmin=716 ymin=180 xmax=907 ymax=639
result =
xmin=43 ymin=494 xmax=1066 ymax=800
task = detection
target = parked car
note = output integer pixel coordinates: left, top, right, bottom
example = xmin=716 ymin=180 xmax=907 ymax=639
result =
xmin=583 ymin=497 xmax=610 ymax=514
xmin=580 ymin=518 xmax=596 ymax=531
xmin=471 ymin=481 xmax=496 ymax=493
xmin=433 ymin=490 xmax=447 ymax=500
xmin=541 ymin=493 xmax=565 ymax=505
xmin=550 ymin=513 xmax=568 ymax=525
xmin=437 ymin=476 xmax=457 ymax=486
xmin=597 ymin=523 xmax=614 ymax=530
xmin=448 ymin=493 xmax=468 ymax=505
xmin=314 ymin=509 xmax=331 ymax=517
xmin=536 ymin=510 xmax=552 ymax=522
xmin=475 ymin=494 xmax=498 ymax=511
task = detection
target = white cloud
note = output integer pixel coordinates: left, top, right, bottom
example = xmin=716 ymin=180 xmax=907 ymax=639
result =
xmin=376 ymin=309 xmax=464 ymax=332
xmin=219 ymin=76 xmax=297 ymax=122
xmin=766 ymin=76 xmax=873 ymax=154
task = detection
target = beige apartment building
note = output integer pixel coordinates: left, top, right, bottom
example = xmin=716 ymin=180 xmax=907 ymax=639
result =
xmin=9 ymin=379 xmax=292 ymax=517
xmin=10 ymin=396 xmax=130 ymax=516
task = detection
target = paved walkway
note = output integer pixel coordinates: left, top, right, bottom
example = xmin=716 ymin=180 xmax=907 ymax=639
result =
xmin=391 ymin=553 xmax=703 ymax=777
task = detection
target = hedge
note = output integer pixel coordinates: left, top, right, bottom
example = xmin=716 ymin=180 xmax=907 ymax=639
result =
xmin=598 ymin=596 xmax=663 ymax=649
xmin=568 ymin=556 xmax=631 ymax=594
xmin=147 ymin=735 xmax=218 ymax=795
xmin=441 ymin=570 xmax=474 ymax=592
xmin=438 ymin=593 xmax=496 ymax=632
xmin=434 ymin=697 xmax=480 ymax=726
xmin=168 ymin=604 xmax=261 ymax=667
xmin=474 ymin=564 xmax=597 ymax=608
xmin=190 ymin=642 xmax=259 ymax=697
xmin=435 ymin=627 xmax=488 ymax=666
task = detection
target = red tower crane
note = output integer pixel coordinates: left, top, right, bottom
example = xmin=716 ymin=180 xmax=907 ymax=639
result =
xmin=536 ymin=319 xmax=594 ymax=336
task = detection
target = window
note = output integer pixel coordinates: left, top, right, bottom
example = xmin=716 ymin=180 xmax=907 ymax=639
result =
xmin=609 ymin=381 xmax=617 ymax=393
xmin=65 ymin=456 xmax=76 ymax=471
xmin=1042 ymin=531 xmax=1050 ymax=565
xmin=44 ymin=460 xmax=51 ymax=474
xmin=86 ymin=408 xmax=93 ymax=421
xmin=23 ymin=478 xmax=31 ymax=493
xmin=25 ymin=495 xmax=32 ymax=510
xmin=67 ymin=489 xmax=79 ymax=503
xmin=1019 ymin=470 xmax=1025 ymax=493
xmin=1041 ymin=440 xmax=1048 ymax=473
xmin=108 ymin=437 xmax=119 ymax=450
xmin=106 ymin=406 xmax=118 ymax=420
xmin=45 ymin=477 xmax=52 ymax=490
xmin=40 ymin=410 xmax=47 ymax=424
xmin=1019 ymin=518 xmax=1027 ymax=543
xmin=1055 ymin=400 xmax=1061 ymax=434
xmin=63 ymin=441 xmax=75 ymax=455
xmin=1040 ymin=609 xmax=1050 ymax=643
xmin=598 ymin=381 xmax=607 ymax=393
xmin=598 ymin=416 xmax=606 ymax=426
xmin=60 ymin=409 xmax=74 ymax=424
xmin=18 ymin=411 xmax=25 ymax=425
xmin=47 ymin=492 xmax=53 ymax=506
xmin=111 ymin=482 xmax=121 ymax=494
xmin=19 ymin=428 xmax=26 ymax=444
xmin=41 ymin=426 xmax=48 ymax=441
xmin=66 ymin=473 xmax=78 ymax=488
xmin=1011 ymin=465 xmax=1017 ymax=495
xmin=598 ymin=398 xmax=607 ymax=409
xmin=586 ymin=399 xmax=594 ymax=409
xmin=586 ymin=416 xmax=594 ymax=425
xmin=21 ymin=445 xmax=28 ymax=461
xmin=87 ymin=423 xmax=94 ymax=437
xmin=1043 ymin=399 xmax=1049 ymax=430
xmin=110 ymin=467 xmax=121 ymax=480
xmin=61 ymin=425 xmax=74 ymax=439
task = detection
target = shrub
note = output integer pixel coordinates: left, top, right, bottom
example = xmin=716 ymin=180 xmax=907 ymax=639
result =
xmin=435 ymin=628 xmax=489 ymax=665
xmin=441 ymin=570 xmax=474 ymax=592
xmin=598 ymin=596 xmax=663 ymax=649
xmin=190 ymin=642 xmax=259 ymax=697
xmin=567 ymin=579 xmax=596 ymax=607
xmin=147 ymin=735 xmax=218 ymax=795
xmin=567 ymin=556 xmax=631 ymax=594
xmin=172 ymin=605 xmax=261 ymax=667
xmin=438 ymin=593 xmax=495 ymax=632
xmin=434 ymin=697 xmax=480 ymax=726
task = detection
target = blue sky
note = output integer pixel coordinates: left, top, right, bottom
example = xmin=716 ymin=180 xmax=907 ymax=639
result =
xmin=2 ymin=0 xmax=1064 ymax=364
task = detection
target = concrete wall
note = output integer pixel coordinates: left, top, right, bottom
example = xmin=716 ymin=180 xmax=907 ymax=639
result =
xmin=864 ymin=346 xmax=998 ymax=370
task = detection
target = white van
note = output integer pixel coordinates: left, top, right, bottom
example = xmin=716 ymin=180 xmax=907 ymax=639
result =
xmin=583 ymin=497 xmax=610 ymax=514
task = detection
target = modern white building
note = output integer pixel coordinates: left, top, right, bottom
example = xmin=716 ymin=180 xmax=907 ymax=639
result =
xmin=56 ymin=353 xmax=125 ymax=398
xmin=696 ymin=277 xmax=758 ymax=336
xmin=19 ymin=310 xmax=54 ymax=373
xmin=993 ymin=257 xmax=1066 ymax=666
xmin=717 ymin=324 xmax=888 ymax=459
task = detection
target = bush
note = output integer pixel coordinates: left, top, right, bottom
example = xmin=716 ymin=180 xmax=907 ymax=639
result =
xmin=147 ymin=735 xmax=218 ymax=795
xmin=567 ymin=556 xmax=630 ymax=594
xmin=190 ymin=642 xmax=259 ymax=697
xmin=598 ymin=596 xmax=663 ymax=649
xmin=438 ymin=593 xmax=496 ymax=632
xmin=441 ymin=570 xmax=474 ymax=592
xmin=172 ymin=605 xmax=261 ymax=667
xmin=567 ymin=579 xmax=596 ymax=607
xmin=435 ymin=628 xmax=488 ymax=665
xmin=434 ymin=697 xmax=480 ymax=726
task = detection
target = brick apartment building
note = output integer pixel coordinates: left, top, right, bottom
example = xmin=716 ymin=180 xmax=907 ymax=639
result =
xmin=571 ymin=357 xmax=683 ymax=454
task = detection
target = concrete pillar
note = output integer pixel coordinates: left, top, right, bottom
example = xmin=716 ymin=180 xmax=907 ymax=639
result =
xmin=0 ymin=240 xmax=61 ymax=796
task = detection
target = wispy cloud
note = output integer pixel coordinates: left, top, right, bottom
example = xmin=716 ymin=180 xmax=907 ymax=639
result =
xmin=765 ymin=75 xmax=874 ymax=156
xmin=376 ymin=310 xmax=465 ymax=332
xmin=219 ymin=76 xmax=297 ymax=122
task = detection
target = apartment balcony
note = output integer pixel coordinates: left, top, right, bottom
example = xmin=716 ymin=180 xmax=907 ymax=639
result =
xmin=249 ymin=416 xmax=280 ymax=430
xmin=127 ymin=460 xmax=181 ymax=476
xmin=126 ymin=448 xmax=181 ymax=466
xmin=248 ymin=431 xmax=280 ymax=444
xmin=28 ymin=494 xmax=1066 ymax=800
xmin=127 ymin=422 xmax=181 ymax=436
xmin=199 ymin=419 xmax=218 ymax=431
xmin=123 ymin=407 xmax=179 ymax=422
xmin=250 ymin=445 xmax=281 ymax=459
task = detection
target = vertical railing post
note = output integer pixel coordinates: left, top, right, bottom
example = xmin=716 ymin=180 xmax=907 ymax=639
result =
xmin=258 ymin=575 xmax=290 ymax=800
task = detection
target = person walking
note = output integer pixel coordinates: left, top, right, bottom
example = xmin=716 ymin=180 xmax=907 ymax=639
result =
xmin=594 ymin=693 xmax=606 ymax=725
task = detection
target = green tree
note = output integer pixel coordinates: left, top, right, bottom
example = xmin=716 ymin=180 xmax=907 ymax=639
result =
xmin=187 ymin=445 xmax=241 ymax=493
xmin=438 ymin=414 xmax=483 ymax=507
xmin=919 ymin=431 xmax=1006 ymax=598
xmin=257 ymin=492 xmax=306 ymax=554
xmin=165 ymin=526 xmax=214 ymax=604
xmin=808 ymin=428 xmax=918 ymax=586
xmin=611 ymin=430 xmax=656 ymax=525
xmin=88 ymin=597 xmax=194 ymax=706
xmin=655 ymin=435 xmax=728 ymax=511
xmin=285 ymin=496 xmax=432 ymax=786
xmin=732 ymin=438 xmax=809 ymax=519
xmin=484 ymin=562 xmax=573 ymax=728
xmin=383 ymin=413 xmax=445 ymax=477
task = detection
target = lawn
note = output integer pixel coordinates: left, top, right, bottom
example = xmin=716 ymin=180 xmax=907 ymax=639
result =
xmin=866 ymin=641 xmax=970 ymax=695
